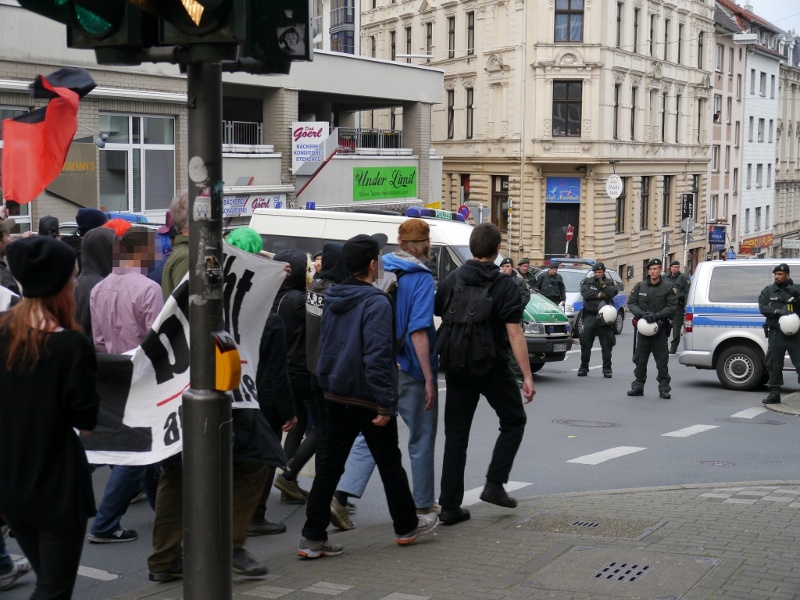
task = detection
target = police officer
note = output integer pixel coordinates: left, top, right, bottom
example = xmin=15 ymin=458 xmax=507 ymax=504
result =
xmin=515 ymin=258 xmax=537 ymax=289
xmin=664 ymin=260 xmax=691 ymax=354
xmin=627 ymin=258 xmax=678 ymax=399
xmin=500 ymin=258 xmax=531 ymax=308
xmin=758 ymin=263 xmax=800 ymax=404
xmin=534 ymin=260 xmax=566 ymax=308
xmin=578 ymin=262 xmax=618 ymax=378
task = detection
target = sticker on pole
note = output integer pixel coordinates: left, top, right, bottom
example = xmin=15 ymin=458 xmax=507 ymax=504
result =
xmin=193 ymin=196 xmax=211 ymax=221
xmin=605 ymin=174 xmax=623 ymax=199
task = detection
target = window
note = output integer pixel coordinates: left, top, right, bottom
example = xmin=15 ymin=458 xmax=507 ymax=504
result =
xmin=759 ymin=71 xmax=766 ymax=96
xmin=710 ymin=194 xmax=719 ymax=220
xmin=723 ymin=193 xmax=728 ymax=218
xmin=748 ymin=116 xmax=754 ymax=142
xmin=756 ymin=163 xmax=763 ymax=187
xmin=371 ymin=35 xmax=376 ymax=58
xmin=770 ymin=75 xmax=775 ymax=98
xmin=426 ymin=22 xmax=432 ymax=62
xmin=728 ymin=47 xmax=734 ymax=74
xmin=696 ymin=98 xmax=704 ymax=143
xmin=616 ymin=2 xmax=623 ymax=49
xmin=649 ymin=14 xmax=655 ymax=57
xmin=715 ymin=43 xmax=723 ymax=71
xmin=712 ymin=145 xmax=720 ymax=172
xmin=633 ymin=9 xmax=640 ymax=54
xmin=467 ymin=12 xmax=474 ymax=55
xmin=758 ymin=118 xmax=764 ymax=142
xmin=661 ymin=93 xmax=667 ymax=142
xmin=664 ymin=19 xmax=670 ymax=61
xmin=746 ymin=163 xmax=752 ymax=188
xmin=331 ymin=30 xmax=354 ymax=54
xmin=552 ymin=81 xmax=582 ymax=137
xmin=726 ymin=97 xmax=732 ymax=124
xmin=613 ymin=83 xmax=620 ymax=140
xmin=491 ymin=175 xmax=509 ymax=231
xmin=466 ymin=88 xmax=474 ymax=139
xmin=697 ymin=31 xmax=704 ymax=69
xmin=745 ymin=208 xmax=750 ymax=233
xmin=640 ymin=176 xmax=650 ymax=230
xmin=630 ymin=86 xmax=637 ymax=140
xmin=447 ymin=90 xmax=455 ymax=139
xmin=725 ymin=145 xmax=730 ymax=172
xmin=736 ymin=74 xmax=742 ymax=100
xmin=675 ymin=94 xmax=681 ymax=142
xmin=750 ymin=69 xmax=755 ymax=94
xmin=390 ymin=30 xmax=396 ymax=60
xmin=766 ymin=205 xmax=770 ymax=229
xmin=555 ymin=0 xmax=584 ymax=42
xmin=769 ymin=119 xmax=773 ymax=143
xmin=734 ymin=121 xmax=740 ymax=147
xmin=405 ymin=26 xmax=411 ymax=63
xmin=447 ymin=17 xmax=455 ymax=58
xmin=713 ymin=94 xmax=722 ymax=122
xmin=767 ymin=164 xmax=772 ymax=187
xmin=615 ymin=177 xmax=626 ymax=233
xmin=99 ymin=114 xmax=175 ymax=213
xmin=755 ymin=207 xmax=761 ymax=230
xmin=733 ymin=167 xmax=739 ymax=194
xmin=662 ymin=175 xmax=672 ymax=226
xmin=677 ymin=23 xmax=683 ymax=64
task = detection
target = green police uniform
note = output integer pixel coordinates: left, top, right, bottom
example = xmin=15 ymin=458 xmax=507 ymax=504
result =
xmin=627 ymin=263 xmax=678 ymax=397
xmin=578 ymin=272 xmax=618 ymax=377
xmin=664 ymin=265 xmax=691 ymax=354
xmin=758 ymin=268 xmax=800 ymax=400
xmin=534 ymin=270 xmax=566 ymax=305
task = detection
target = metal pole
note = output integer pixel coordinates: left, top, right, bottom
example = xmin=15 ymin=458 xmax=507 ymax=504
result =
xmin=183 ymin=60 xmax=232 ymax=599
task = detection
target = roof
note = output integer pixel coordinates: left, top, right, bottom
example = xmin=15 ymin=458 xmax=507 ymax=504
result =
xmin=714 ymin=4 xmax=742 ymax=35
xmin=715 ymin=0 xmax=782 ymax=35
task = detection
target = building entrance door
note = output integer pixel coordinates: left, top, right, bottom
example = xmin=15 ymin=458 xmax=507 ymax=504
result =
xmin=545 ymin=203 xmax=580 ymax=258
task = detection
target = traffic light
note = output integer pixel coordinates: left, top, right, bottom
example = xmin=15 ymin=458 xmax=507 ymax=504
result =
xmin=243 ymin=0 xmax=313 ymax=74
xmin=130 ymin=0 xmax=245 ymax=47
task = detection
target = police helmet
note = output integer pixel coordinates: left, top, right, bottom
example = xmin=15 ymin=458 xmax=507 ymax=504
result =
xmin=779 ymin=313 xmax=800 ymax=336
xmin=597 ymin=304 xmax=617 ymax=326
xmin=637 ymin=318 xmax=659 ymax=336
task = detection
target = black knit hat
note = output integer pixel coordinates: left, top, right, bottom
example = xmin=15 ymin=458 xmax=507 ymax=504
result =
xmin=6 ymin=236 xmax=75 ymax=298
xmin=343 ymin=233 xmax=387 ymax=274
xmin=76 ymin=207 xmax=107 ymax=236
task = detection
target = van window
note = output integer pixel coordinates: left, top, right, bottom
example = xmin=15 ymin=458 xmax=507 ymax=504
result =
xmin=451 ymin=245 xmax=472 ymax=263
xmin=708 ymin=265 xmax=773 ymax=303
xmin=261 ymin=235 xmax=322 ymax=255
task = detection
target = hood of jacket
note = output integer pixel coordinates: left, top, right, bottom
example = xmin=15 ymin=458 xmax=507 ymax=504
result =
xmin=273 ymin=249 xmax=308 ymax=294
xmin=78 ymin=227 xmax=114 ymax=278
xmin=458 ymin=259 xmax=503 ymax=286
xmin=383 ymin=250 xmax=432 ymax=275
xmin=325 ymin=279 xmax=384 ymax=315
xmin=318 ymin=242 xmax=348 ymax=284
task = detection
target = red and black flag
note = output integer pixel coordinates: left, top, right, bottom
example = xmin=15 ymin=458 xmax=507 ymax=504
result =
xmin=1 ymin=67 xmax=96 ymax=204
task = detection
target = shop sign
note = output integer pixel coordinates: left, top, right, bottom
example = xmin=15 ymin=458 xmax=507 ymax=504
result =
xmin=353 ymin=167 xmax=417 ymax=201
xmin=546 ymin=177 xmax=581 ymax=203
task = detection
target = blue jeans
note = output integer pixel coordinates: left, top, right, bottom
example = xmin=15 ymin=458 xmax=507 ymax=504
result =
xmin=337 ymin=371 xmax=438 ymax=509
xmin=90 ymin=465 xmax=156 ymax=536
xmin=0 ymin=534 xmax=12 ymax=573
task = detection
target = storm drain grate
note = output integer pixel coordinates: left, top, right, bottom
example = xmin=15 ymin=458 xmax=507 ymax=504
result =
xmin=572 ymin=520 xmax=600 ymax=528
xmin=593 ymin=561 xmax=651 ymax=582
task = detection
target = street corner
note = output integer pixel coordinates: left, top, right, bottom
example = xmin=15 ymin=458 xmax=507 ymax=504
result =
xmin=764 ymin=391 xmax=800 ymax=416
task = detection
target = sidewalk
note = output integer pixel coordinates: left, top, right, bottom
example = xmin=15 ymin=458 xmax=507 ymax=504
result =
xmin=114 ymin=480 xmax=800 ymax=600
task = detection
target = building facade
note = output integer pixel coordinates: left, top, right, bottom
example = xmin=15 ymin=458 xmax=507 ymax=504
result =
xmin=776 ymin=60 xmax=800 ymax=256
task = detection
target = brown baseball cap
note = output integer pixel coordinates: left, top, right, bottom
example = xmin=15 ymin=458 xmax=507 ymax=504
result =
xmin=398 ymin=218 xmax=430 ymax=242
xmin=0 ymin=218 xmax=16 ymax=234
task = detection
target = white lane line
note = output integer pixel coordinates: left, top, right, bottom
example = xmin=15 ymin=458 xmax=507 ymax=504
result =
xmin=567 ymin=446 xmax=647 ymax=465
xmin=78 ymin=566 xmax=120 ymax=581
xmin=462 ymin=481 xmax=531 ymax=506
xmin=661 ymin=424 xmax=719 ymax=438
xmin=731 ymin=407 xmax=768 ymax=419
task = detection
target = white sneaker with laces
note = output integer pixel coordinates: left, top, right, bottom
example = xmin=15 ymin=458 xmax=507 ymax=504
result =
xmin=396 ymin=514 xmax=439 ymax=545
xmin=0 ymin=557 xmax=32 ymax=590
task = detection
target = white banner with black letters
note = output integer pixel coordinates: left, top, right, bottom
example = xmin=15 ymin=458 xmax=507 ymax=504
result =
xmin=83 ymin=244 xmax=286 ymax=466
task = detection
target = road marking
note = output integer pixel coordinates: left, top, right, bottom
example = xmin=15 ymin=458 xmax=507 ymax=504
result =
xmin=661 ymin=424 xmax=719 ymax=438
xmin=571 ymin=365 xmax=601 ymax=371
xmin=462 ymin=481 xmax=531 ymax=506
xmin=731 ymin=407 xmax=768 ymax=419
xmin=78 ymin=566 xmax=120 ymax=581
xmin=567 ymin=446 xmax=647 ymax=465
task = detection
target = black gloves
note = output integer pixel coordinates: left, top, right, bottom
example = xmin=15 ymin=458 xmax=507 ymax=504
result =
xmin=778 ymin=307 xmax=793 ymax=316
xmin=642 ymin=312 xmax=655 ymax=323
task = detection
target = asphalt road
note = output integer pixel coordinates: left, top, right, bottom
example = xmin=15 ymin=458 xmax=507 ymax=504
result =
xmin=4 ymin=318 xmax=800 ymax=599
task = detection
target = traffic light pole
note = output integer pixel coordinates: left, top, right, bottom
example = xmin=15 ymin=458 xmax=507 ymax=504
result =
xmin=182 ymin=59 xmax=232 ymax=599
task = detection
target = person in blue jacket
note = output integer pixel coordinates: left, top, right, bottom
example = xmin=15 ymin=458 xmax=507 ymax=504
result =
xmin=298 ymin=233 xmax=438 ymax=559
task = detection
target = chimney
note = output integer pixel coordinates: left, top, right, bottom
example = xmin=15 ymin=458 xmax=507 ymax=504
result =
xmin=743 ymin=1 xmax=753 ymax=11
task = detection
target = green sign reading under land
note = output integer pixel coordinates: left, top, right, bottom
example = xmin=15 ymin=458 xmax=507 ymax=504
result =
xmin=353 ymin=167 xmax=417 ymax=201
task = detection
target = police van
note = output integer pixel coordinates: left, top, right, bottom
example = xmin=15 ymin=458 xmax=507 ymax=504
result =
xmin=248 ymin=207 xmax=572 ymax=369
xmin=679 ymin=259 xmax=800 ymax=390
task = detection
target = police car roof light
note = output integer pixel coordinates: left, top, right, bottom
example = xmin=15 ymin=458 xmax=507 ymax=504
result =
xmin=405 ymin=207 xmax=466 ymax=222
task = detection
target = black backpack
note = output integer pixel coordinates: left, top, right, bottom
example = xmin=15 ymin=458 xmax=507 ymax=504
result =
xmin=435 ymin=273 xmax=496 ymax=377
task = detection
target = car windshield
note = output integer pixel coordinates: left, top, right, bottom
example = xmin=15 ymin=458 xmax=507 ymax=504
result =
xmin=452 ymin=245 xmax=472 ymax=263
xmin=560 ymin=270 xmax=590 ymax=291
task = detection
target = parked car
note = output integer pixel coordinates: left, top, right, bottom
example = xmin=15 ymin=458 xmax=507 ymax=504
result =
xmin=555 ymin=261 xmax=627 ymax=335
xmin=679 ymin=258 xmax=800 ymax=391
xmin=523 ymin=293 xmax=573 ymax=373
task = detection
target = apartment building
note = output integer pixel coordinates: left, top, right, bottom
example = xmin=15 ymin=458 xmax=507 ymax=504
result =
xmin=776 ymin=56 xmax=800 ymax=256
xmin=363 ymin=0 xmax=715 ymax=283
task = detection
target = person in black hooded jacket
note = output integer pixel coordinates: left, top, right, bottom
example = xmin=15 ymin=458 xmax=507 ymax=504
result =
xmin=73 ymin=227 xmax=114 ymax=335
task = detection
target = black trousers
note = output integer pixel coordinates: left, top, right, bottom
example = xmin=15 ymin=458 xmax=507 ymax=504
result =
xmin=4 ymin=515 xmax=86 ymax=600
xmin=632 ymin=328 xmax=671 ymax=393
xmin=670 ymin=305 xmax=686 ymax=351
xmin=439 ymin=361 xmax=527 ymax=509
xmin=579 ymin=312 xmax=615 ymax=371
xmin=301 ymin=401 xmax=417 ymax=541
xmin=765 ymin=329 xmax=800 ymax=393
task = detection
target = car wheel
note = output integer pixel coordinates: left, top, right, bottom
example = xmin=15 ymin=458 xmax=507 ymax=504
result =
xmin=715 ymin=345 xmax=764 ymax=391
xmin=529 ymin=363 xmax=544 ymax=374
xmin=613 ymin=309 xmax=624 ymax=335
xmin=574 ymin=312 xmax=584 ymax=338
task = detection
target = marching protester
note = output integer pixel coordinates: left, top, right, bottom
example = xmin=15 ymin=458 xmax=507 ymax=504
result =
xmin=0 ymin=236 xmax=99 ymax=598
xmin=37 ymin=215 xmax=60 ymax=238
xmin=61 ymin=207 xmax=107 ymax=273
xmin=73 ymin=227 xmax=114 ymax=335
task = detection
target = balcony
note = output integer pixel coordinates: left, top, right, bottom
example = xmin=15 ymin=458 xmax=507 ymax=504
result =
xmin=337 ymin=128 xmax=411 ymax=155
xmin=222 ymin=120 xmax=262 ymax=146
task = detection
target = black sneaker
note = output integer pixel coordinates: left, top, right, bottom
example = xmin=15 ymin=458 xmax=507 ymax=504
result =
xmin=439 ymin=507 xmax=470 ymax=525
xmin=627 ymin=389 xmax=644 ymax=397
xmin=232 ymin=548 xmax=267 ymax=577
xmin=577 ymin=368 xmax=588 ymax=377
xmin=88 ymin=526 xmax=137 ymax=543
xmin=763 ymin=393 xmax=781 ymax=404
xmin=148 ymin=559 xmax=183 ymax=582
xmin=659 ymin=391 xmax=671 ymax=399
xmin=603 ymin=370 xmax=612 ymax=378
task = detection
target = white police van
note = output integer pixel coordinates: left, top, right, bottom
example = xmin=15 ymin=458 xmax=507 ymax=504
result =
xmin=679 ymin=259 xmax=800 ymax=390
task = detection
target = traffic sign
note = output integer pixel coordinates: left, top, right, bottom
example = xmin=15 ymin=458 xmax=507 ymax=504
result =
xmin=605 ymin=174 xmax=623 ymax=199
xmin=457 ymin=204 xmax=470 ymax=220
xmin=680 ymin=217 xmax=695 ymax=233
xmin=566 ymin=225 xmax=574 ymax=242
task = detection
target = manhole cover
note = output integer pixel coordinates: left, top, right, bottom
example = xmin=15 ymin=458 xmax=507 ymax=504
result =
xmin=700 ymin=460 xmax=735 ymax=467
xmin=593 ymin=561 xmax=651 ymax=582
xmin=717 ymin=417 xmax=785 ymax=425
xmin=552 ymin=419 xmax=622 ymax=428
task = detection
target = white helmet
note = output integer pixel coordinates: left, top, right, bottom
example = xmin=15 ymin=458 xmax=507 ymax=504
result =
xmin=597 ymin=304 xmax=617 ymax=326
xmin=637 ymin=318 xmax=659 ymax=336
xmin=779 ymin=313 xmax=800 ymax=335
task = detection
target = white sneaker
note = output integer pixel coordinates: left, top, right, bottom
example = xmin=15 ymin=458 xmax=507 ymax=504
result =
xmin=0 ymin=557 xmax=32 ymax=590
xmin=396 ymin=514 xmax=439 ymax=545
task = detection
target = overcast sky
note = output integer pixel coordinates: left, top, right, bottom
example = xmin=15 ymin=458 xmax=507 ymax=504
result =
xmin=747 ymin=1 xmax=800 ymax=36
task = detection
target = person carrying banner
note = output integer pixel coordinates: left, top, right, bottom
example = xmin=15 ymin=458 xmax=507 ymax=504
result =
xmin=0 ymin=236 xmax=99 ymax=599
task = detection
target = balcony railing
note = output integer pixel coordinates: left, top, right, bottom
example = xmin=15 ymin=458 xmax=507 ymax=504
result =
xmin=337 ymin=128 xmax=405 ymax=154
xmin=222 ymin=120 xmax=263 ymax=145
